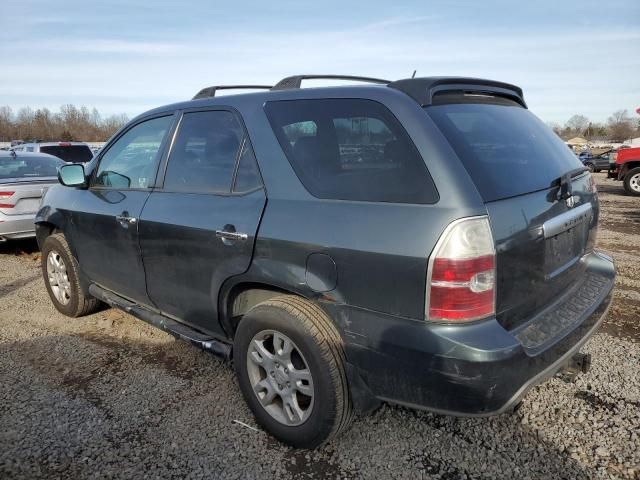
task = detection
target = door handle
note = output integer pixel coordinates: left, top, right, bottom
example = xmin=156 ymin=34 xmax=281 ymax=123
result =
xmin=215 ymin=228 xmax=248 ymax=242
xmin=116 ymin=213 xmax=137 ymax=225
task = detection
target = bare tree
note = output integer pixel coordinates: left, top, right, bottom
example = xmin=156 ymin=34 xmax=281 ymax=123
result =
xmin=607 ymin=110 xmax=634 ymax=142
xmin=0 ymin=105 xmax=128 ymax=142
xmin=565 ymin=114 xmax=589 ymax=136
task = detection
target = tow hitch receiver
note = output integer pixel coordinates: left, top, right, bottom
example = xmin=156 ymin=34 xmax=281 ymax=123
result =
xmin=557 ymin=352 xmax=592 ymax=382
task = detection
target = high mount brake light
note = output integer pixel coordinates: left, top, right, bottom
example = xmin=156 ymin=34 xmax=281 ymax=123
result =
xmin=426 ymin=216 xmax=496 ymax=322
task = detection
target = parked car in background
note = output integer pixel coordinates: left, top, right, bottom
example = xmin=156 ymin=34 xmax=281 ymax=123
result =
xmin=581 ymin=152 xmax=611 ymax=173
xmin=11 ymin=141 xmax=94 ymax=163
xmin=36 ymin=75 xmax=615 ymax=448
xmin=609 ymin=146 xmax=640 ymax=196
xmin=0 ymin=151 xmax=63 ymax=241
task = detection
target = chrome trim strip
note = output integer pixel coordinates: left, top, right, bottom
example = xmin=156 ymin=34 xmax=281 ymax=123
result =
xmin=542 ymin=203 xmax=592 ymax=239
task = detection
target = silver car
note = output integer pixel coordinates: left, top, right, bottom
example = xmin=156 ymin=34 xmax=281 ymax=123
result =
xmin=0 ymin=151 xmax=63 ymax=241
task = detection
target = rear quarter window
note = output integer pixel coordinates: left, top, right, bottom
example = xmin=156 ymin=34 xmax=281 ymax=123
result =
xmin=265 ymin=99 xmax=438 ymax=204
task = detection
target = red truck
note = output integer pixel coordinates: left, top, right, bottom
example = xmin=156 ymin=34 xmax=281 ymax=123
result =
xmin=609 ymin=146 xmax=640 ymax=196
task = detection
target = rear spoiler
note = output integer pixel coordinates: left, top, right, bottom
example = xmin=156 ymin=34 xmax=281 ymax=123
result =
xmin=388 ymin=77 xmax=526 ymax=108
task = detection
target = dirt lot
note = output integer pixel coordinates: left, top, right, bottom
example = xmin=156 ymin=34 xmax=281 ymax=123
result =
xmin=0 ymin=174 xmax=638 ymax=480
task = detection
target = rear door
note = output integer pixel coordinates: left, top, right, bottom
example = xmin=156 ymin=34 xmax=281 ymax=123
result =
xmin=426 ymin=97 xmax=598 ymax=330
xmin=139 ymin=108 xmax=266 ymax=336
xmin=69 ymin=114 xmax=175 ymax=304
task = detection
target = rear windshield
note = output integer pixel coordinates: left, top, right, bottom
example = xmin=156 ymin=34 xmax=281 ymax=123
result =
xmin=265 ymin=99 xmax=438 ymax=204
xmin=40 ymin=145 xmax=93 ymax=163
xmin=0 ymin=156 xmax=63 ymax=179
xmin=426 ymin=102 xmax=583 ymax=202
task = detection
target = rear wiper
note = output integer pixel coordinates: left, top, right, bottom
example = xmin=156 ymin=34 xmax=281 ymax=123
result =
xmin=553 ymin=167 xmax=588 ymax=200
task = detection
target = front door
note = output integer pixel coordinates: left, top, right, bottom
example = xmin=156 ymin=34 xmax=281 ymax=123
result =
xmin=139 ymin=109 xmax=266 ymax=336
xmin=70 ymin=114 xmax=175 ymax=304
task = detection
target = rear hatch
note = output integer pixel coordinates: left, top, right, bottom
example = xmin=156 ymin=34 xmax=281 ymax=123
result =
xmin=426 ymin=95 xmax=598 ymax=330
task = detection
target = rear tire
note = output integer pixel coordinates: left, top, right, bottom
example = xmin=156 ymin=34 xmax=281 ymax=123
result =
xmin=233 ymin=295 xmax=353 ymax=448
xmin=41 ymin=233 xmax=100 ymax=317
xmin=623 ymin=167 xmax=640 ymax=196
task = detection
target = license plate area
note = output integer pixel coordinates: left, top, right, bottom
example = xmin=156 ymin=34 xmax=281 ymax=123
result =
xmin=14 ymin=198 xmax=41 ymax=214
xmin=542 ymin=202 xmax=593 ymax=279
xmin=544 ymin=224 xmax=591 ymax=280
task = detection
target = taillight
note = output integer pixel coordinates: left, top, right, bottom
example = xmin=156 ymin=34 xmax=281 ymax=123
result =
xmin=426 ymin=216 xmax=496 ymax=322
xmin=0 ymin=191 xmax=14 ymax=209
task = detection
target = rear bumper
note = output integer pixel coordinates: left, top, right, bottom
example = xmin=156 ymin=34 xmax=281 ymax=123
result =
xmin=0 ymin=212 xmax=36 ymax=240
xmin=334 ymin=251 xmax=615 ymax=415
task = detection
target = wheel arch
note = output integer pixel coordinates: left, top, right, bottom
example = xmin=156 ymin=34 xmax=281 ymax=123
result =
xmin=34 ymin=221 xmax=59 ymax=248
xmin=622 ymin=160 xmax=640 ymax=173
xmin=220 ymin=281 xmax=308 ymax=338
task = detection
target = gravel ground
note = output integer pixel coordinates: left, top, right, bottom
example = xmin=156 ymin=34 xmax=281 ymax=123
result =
xmin=0 ymin=174 xmax=638 ymax=480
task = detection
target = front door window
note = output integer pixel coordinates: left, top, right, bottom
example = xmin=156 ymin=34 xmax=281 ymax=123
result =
xmin=93 ymin=116 xmax=173 ymax=189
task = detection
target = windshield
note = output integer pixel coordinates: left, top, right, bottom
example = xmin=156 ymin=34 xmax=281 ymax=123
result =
xmin=426 ymin=102 xmax=583 ymax=202
xmin=0 ymin=155 xmax=63 ymax=179
xmin=40 ymin=145 xmax=93 ymax=163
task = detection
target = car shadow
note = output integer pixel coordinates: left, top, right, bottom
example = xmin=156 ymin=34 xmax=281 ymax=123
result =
xmin=0 ymin=238 xmax=40 ymax=256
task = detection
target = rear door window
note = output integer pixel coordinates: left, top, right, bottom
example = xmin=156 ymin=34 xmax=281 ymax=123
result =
xmin=426 ymin=101 xmax=583 ymax=202
xmin=40 ymin=145 xmax=93 ymax=163
xmin=163 ymin=110 xmax=244 ymax=194
xmin=265 ymin=99 xmax=438 ymax=204
xmin=233 ymin=141 xmax=262 ymax=193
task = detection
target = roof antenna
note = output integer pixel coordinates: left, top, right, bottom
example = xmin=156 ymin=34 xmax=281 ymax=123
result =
xmin=411 ymin=70 xmax=417 ymax=78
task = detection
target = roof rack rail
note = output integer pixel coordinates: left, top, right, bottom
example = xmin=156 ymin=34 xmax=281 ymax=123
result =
xmin=272 ymin=75 xmax=391 ymax=90
xmin=192 ymin=85 xmax=273 ymax=100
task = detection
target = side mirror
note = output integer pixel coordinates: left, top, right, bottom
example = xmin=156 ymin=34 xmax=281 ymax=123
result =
xmin=58 ymin=164 xmax=87 ymax=187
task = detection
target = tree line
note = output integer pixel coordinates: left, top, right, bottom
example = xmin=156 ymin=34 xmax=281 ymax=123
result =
xmin=0 ymin=105 xmax=129 ymax=143
xmin=2 ymin=104 xmax=638 ymax=145
xmin=548 ymin=109 xmax=640 ymax=143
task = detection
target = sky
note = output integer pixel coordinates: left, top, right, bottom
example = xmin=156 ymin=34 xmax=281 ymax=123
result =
xmin=1 ymin=0 xmax=639 ymax=125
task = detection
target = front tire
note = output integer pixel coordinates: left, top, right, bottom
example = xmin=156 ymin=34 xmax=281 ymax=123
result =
xmin=233 ymin=295 xmax=353 ymax=448
xmin=41 ymin=233 xmax=100 ymax=317
xmin=623 ymin=167 xmax=640 ymax=196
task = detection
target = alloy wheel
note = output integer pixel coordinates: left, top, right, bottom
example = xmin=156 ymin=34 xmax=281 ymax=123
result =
xmin=46 ymin=250 xmax=71 ymax=305
xmin=246 ymin=329 xmax=314 ymax=426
